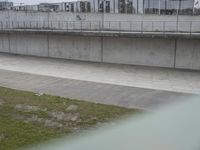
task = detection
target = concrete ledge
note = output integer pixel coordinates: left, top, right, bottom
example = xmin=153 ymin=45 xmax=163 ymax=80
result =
xmin=0 ymin=29 xmax=200 ymax=39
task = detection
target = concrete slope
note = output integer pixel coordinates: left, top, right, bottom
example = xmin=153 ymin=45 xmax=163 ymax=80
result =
xmin=0 ymin=53 xmax=200 ymax=94
xmin=0 ymin=69 xmax=194 ymax=110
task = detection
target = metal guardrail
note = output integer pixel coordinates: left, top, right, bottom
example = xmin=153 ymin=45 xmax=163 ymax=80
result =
xmin=0 ymin=21 xmax=200 ymax=34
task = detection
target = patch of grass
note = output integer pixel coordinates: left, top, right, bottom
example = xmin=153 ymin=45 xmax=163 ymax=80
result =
xmin=0 ymin=86 xmax=141 ymax=150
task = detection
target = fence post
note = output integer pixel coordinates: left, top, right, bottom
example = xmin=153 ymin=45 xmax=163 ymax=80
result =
xmin=89 ymin=21 xmax=91 ymax=30
xmin=163 ymin=21 xmax=165 ymax=34
xmin=176 ymin=21 xmax=178 ymax=32
xmin=30 ymin=21 xmax=31 ymax=29
xmin=1 ymin=21 xmax=3 ymax=30
xmin=119 ymin=21 xmax=121 ymax=33
xmin=141 ymin=21 xmax=143 ymax=34
xmin=190 ymin=21 xmax=192 ymax=36
xmin=99 ymin=21 xmax=101 ymax=31
xmin=80 ymin=21 xmax=82 ymax=32
xmin=152 ymin=22 xmax=154 ymax=31
xmin=37 ymin=21 xmax=38 ymax=29
xmin=73 ymin=21 xmax=75 ymax=30
xmin=23 ymin=21 xmax=25 ymax=29
xmin=66 ymin=21 xmax=68 ymax=31
xmin=12 ymin=21 xmax=14 ymax=29
xmin=58 ymin=21 xmax=60 ymax=30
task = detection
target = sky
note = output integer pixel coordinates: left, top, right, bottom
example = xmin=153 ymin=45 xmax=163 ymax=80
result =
xmin=10 ymin=0 xmax=77 ymax=5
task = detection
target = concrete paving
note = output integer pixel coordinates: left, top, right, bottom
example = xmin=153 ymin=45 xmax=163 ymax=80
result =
xmin=0 ymin=69 xmax=195 ymax=110
xmin=0 ymin=53 xmax=200 ymax=94
xmin=0 ymin=53 xmax=199 ymax=109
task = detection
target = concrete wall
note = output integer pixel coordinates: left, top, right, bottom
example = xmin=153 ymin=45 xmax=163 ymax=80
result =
xmin=0 ymin=32 xmax=200 ymax=70
xmin=175 ymin=39 xmax=200 ymax=70
xmin=0 ymin=33 xmax=9 ymax=53
xmin=49 ymin=35 xmax=101 ymax=62
xmin=9 ymin=33 xmax=49 ymax=57
xmin=103 ymin=37 xmax=175 ymax=68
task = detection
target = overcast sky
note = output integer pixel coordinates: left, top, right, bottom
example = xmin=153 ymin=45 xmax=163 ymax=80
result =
xmin=10 ymin=0 xmax=77 ymax=5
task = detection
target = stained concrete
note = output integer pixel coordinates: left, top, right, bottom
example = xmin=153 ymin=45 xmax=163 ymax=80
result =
xmin=9 ymin=33 xmax=48 ymax=57
xmin=49 ymin=34 xmax=102 ymax=62
xmin=103 ymin=37 xmax=175 ymax=67
xmin=0 ymin=33 xmax=9 ymax=53
xmin=175 ymin=39 xmax=200 ymax=70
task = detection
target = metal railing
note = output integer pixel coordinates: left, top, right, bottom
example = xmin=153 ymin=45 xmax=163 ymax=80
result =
xmin=0 ymin=20 xmax=200 ymax=34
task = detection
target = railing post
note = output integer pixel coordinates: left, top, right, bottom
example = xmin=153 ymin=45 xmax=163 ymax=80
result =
xmin=176 ymin=21 xmax=178 ymax=32
xmin=141 ymin=21 xmax=143 ymax=34
xmin=12 ymin=21 xmax=14 ymax=29
xmin=58 ymin=21 xmax=60 ymax=30
xmin=23 ymin=21 xmax=25 ymax=29
xmin=43 ymin=21 xmax=45 ymax=29
xmin=89 ymin=21 xmax=91 ymax=30
xmin=80 ymin=21 xmax=82 ymax=32
xmin=163 ymin=21 xmax=165 ymax=35
xmin=1 ymin=21 xmax=3 ymax=30
xmin=37 ymin=21 xmax=38 ymax=29
xmin=190 ymin=21 xmax=192 ymax=36
xmin=99 ymin=21 xmax=101 ymax=31
xmin=152 ymin=22 xmax=154 ymax=31
xmin=119 ymin=21 xmax=121 ymax=33
xmin=66 ymin=21 xmax=68 ymax=31
xmin=130 ymin=21 xmax=132 ymax=31
xmin=73 ymin=21 xmax=75 ymax=30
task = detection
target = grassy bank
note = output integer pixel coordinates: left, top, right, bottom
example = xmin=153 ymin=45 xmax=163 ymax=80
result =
xmin=0 ymin=86 xmax=140 ymax=150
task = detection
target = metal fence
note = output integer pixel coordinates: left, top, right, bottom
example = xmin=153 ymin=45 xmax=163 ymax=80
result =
xmin=0 ymin=20 xmax=200 ymax=34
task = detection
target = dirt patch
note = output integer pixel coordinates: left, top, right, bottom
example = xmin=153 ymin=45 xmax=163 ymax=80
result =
xmin=0 ymin=99 xmax=5 ymax=106
xmin=15 ymin=104 xmax=47 ymax=112
xmin=49 ymin=111 xmax=80 ymax=122
xmin=0 ymin=133 xmax=5 ymax=141
xmin=14 ymin=114 xmax=63 ymax=128
xmin=66 ymin=105 xmax=78 ymax=111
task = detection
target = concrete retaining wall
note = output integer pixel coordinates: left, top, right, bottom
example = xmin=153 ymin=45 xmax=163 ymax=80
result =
xmin=0 ymin=33 xmax=9 ymax=53
xmin=176 ymin=39 xmax=200 ymax=70
xmin=49 ymin=35 xmax=102 ymax=62
xmin=9 ymin=33 xmax=49 ymax=57
xmin=0 ymin=32 xmax=200 ymax=70
xmin=103 ymin=37 xmax=175 ymax=68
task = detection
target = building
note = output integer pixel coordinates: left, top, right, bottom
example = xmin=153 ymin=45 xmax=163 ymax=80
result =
xmin=143 ymin=0 xmax=194 ymax=15
xmin=76 ymin=0 xmax=91 ymax=13
xmin=90 ymin=0 xmax=144 ymax=14
xmin=64 ymin=2 xmax=77 ymax=12
xmin=5 ymin=0 xmax=200 ymax=15
xmin=0 ymin=0 xmax=13 ymax=10
xmin=38 ymin=3 xmax=60 ymax=12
